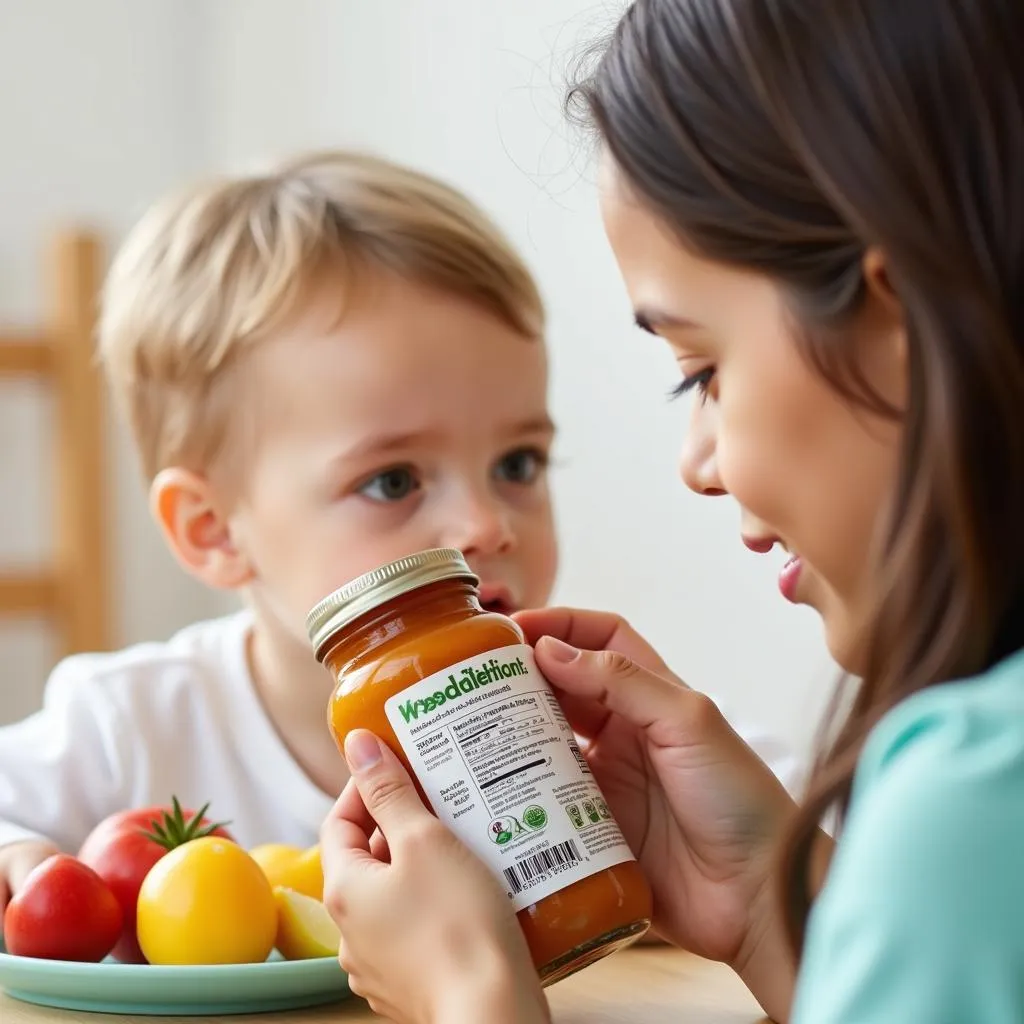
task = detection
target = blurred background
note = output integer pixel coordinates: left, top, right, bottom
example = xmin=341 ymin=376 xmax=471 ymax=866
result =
xmin=0 ymin=0 xmax=833 ymax=757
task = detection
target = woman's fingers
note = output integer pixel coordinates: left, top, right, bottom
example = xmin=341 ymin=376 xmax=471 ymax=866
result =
xmin=321 ymin=730 xmax=433 ymax=892
xmin=515 ymin=607 xmax=677 ymax=678
xmin=535 ymin=636 xmax=709 ymax=746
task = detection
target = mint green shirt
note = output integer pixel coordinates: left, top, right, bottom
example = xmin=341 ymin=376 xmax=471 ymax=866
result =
xmin=792 ymin=646 xmax=1024 ymax=1022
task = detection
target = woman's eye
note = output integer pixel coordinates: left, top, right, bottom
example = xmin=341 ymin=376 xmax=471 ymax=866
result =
xmin=668 ymin=367 xmax=716 ymax=402
xmin=358 ymin=467 xmax=420 ymax=502
xmin=494 ymin=448 xmax=547 ymax=485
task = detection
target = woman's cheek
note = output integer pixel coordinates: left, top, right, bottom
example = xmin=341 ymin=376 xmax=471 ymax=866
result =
xmin=728 ymin=449 xmax=791 ymax=541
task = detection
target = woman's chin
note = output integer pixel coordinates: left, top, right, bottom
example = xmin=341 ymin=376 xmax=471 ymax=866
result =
xmin=820 ymin=604 xmax=869 ymax=677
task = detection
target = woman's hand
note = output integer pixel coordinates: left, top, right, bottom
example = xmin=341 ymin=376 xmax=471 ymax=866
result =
xmin=515 ymin=607 xmax=802 ymax=1021
xmin=320 ymin=731 xmax=551 ymax=1024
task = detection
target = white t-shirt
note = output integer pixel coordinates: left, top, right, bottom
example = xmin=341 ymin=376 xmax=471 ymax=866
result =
xmin=0 ymin=612 xmax=803 ymax=854
xmin=0 ymin=613 xmax=336 ymax=852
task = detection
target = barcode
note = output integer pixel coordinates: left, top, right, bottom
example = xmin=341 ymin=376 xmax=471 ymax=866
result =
xmin=568 ymin=740 xmax=591 ymax=775
xmin=503 ymin=839 xmax=583 ymax=895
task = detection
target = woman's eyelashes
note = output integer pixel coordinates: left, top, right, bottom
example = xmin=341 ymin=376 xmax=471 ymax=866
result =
xmin=493 ymin=447 xmax=549 ymax=485
xmin=668 ymin=367 xmax=716 ymax=402
xmin=357 ymin=465 xmax=421 ymax=503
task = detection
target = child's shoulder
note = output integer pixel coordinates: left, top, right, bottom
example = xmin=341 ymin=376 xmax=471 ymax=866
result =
xmin=43 ymin=610 xmax=254 ymax=713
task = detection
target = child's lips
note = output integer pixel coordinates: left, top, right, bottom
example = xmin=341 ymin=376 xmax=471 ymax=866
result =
xmin=478 ymin=584 xmax=516 ymax=615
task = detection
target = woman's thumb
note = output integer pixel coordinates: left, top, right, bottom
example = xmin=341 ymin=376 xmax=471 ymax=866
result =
xmin=534 ymin=636 xmax=690 ymax=728
xmin=343 ymin=730 xmax=431 ymax=836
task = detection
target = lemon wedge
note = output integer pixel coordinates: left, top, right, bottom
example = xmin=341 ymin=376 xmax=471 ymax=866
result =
xmin=273 ymin=887 xmax=341 ymax=960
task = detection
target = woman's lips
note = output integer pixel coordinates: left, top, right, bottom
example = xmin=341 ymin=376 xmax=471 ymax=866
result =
xmin=741 ymin=535 xmax=803 ymax=603
xmin=778 ymin=555 xmax=803 ymax=603
xmin=742 ymin=535 xmax=777 ymax=555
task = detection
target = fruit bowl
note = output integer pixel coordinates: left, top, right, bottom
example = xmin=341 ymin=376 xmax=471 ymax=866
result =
xmin=0 ymin=943 xmax=350 ymax=1016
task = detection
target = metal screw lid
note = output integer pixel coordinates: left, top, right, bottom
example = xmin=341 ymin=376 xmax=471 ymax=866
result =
xmin=305 ymin=547 xmax=479 ymax=661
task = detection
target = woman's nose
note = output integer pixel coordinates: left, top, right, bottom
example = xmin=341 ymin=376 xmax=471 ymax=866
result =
xmin=678 ymin=404 xmax=726 ymax=497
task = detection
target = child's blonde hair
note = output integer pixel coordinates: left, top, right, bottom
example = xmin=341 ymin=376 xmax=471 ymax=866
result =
xmin=98 ymin=150 xmax=545 ymax=480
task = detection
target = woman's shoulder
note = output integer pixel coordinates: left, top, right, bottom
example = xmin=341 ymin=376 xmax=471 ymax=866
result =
xmin=843 ymin=645 xmax=1024 ymax=872
xmin=824 ymin=644 xmax=1024 ymax=928
xmin=792 ymin=647 xmax=1024 ymax=1021
xmin=856 ymin=644 xmax=1024 ymax=795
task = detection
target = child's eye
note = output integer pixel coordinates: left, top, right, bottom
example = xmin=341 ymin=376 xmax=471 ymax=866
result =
xmin=668 ymin=367 xmax=716 ymax=402
xmin=494 ymin=448 xmax=548 ymax=485
xmin=358 ymin=467 xmax=421 ymax=502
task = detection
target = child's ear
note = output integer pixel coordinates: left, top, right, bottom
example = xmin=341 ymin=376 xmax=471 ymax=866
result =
xmin=149 ymin=468 xmax=253 ymax=590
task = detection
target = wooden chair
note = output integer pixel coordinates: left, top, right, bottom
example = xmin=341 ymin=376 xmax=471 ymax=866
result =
xmin=0 ymin=229 xmax=111 ymax=657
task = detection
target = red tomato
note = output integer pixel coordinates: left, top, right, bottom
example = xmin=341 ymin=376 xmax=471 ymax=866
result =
xmin=4 ymin=855 xmax=122 ymax=962
xmin=78 ymin=798 xmax=233 ymax=963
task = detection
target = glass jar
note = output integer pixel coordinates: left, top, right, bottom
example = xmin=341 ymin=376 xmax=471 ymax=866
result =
xmin=307 ymin=548 xmax=652 ymax=985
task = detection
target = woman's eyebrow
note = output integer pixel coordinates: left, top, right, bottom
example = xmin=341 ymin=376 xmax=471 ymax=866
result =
xmin=634 ymin=308 xmax=698 ymax=334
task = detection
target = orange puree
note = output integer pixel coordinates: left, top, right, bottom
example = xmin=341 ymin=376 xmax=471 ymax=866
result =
xmin=307 ymin=549 xmax=652 ymax=985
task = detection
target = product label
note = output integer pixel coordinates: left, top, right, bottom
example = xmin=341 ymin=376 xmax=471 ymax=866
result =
xmin=384 ymin=644 xmax=635 ymax=911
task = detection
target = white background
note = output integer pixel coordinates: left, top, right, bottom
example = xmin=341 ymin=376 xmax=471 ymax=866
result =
xmin=0 ymin=0 xmax=833 ymax=756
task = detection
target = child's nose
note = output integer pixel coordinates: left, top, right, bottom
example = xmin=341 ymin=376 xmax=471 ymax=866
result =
xmin=442 ymin=496 xmax=515 ymax=556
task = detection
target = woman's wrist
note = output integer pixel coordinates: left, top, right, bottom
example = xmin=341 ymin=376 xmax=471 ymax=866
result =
xmin=435 ymin=949 xmax=550 ymax=1024
xmin=730 ymin=826 xmax=835 ymax=1023
xmin=437 ymin=977 xmax=549 ymax=1024
xmin=730 ymin=879 xmax=796 ymax=1024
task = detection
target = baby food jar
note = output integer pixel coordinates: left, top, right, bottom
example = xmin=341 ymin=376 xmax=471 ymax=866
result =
xmin=307 ymin=548 xmax=652 ymax=985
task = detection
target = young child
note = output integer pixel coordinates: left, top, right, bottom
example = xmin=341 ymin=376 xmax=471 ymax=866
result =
xmin=0 ymin=150 xmax=798 ymax=913
xmin=310 ymin=4 xmax=1024 ymax=1024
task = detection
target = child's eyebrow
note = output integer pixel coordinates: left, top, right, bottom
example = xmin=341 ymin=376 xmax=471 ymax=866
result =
xmin=335 ymin=430 xmax=441 ymax=463
xmin=507 ymin=415 xmax=557 ymax=437
xmin=333 ymin=416 xmax=556 ymax=465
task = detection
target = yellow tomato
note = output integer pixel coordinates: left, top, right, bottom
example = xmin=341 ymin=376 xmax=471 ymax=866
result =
xmin=137 ymin=837 xmax=277 ymax=965
xmin=249 ymin=843 xmax=323 ymax=900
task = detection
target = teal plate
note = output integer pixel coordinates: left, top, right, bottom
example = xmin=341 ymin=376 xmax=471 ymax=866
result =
xmin=0 ymin=945 xmax=351 ymax=1016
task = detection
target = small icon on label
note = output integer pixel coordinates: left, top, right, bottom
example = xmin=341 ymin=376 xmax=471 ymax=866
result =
xmin=489 ymin=816 xmax=520 ymax=845
xmin=597 ymin=798 xmax=611 ymax=820
xmin=566 ymin=804 xmax=585 ymax=829
xmin=583 ymin=799 xmax=601 ymax=823
xmin=523 ymin=804 xmax=548 ymax=830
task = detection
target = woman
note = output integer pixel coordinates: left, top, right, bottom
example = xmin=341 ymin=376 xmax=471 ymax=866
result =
xmin=319 ymin=2 xmax=1024 ymax=1020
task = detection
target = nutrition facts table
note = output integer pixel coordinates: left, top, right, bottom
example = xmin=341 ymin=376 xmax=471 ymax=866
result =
xmin=455 ymin=694 xmax=547 ymax=774
xmin=446 ymin=690 xmax=569 ymax=816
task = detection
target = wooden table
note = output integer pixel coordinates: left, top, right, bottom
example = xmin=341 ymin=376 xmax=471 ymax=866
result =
xmin=1 ymin=948 xmax=770 ymax=1023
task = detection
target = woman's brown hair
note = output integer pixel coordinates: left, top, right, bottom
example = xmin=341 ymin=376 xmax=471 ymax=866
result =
xmin=570 ymin=0 xmax=1024 ymax=951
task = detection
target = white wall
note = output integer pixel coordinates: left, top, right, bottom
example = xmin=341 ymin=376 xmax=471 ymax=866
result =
xmin=0 ymin=0 xmax=228 ymax=722
xmin=1 ymin=0 xmax=835 ymax=755
xmin=197 ymin=0 xmax=836 ymax=757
